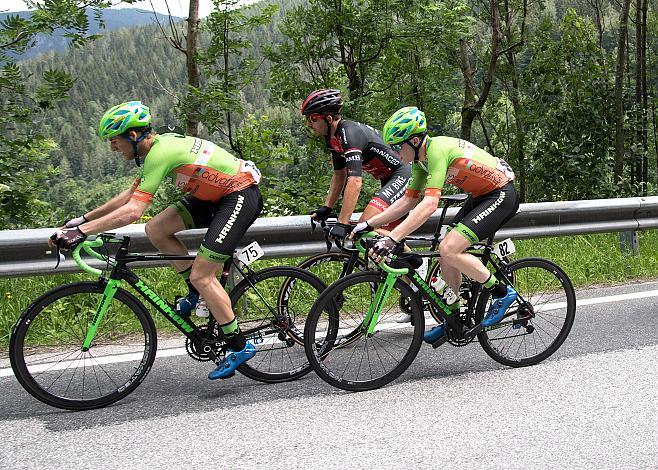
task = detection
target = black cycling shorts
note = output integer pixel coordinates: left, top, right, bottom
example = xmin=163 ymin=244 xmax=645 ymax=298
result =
xmin=451 ymin=182 xmax=519 ymax=244
xmin=173 ymin=185 xmax=263 ymax=262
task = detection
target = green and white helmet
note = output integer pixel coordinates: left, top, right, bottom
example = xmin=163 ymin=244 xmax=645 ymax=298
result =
xmin=98 ymin=101 xmax=151 ymax=140
xmin=382 ymin=106 xmax=427 ymax=145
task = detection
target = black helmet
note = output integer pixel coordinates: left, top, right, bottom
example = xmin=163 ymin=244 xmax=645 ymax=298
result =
xmin=301 ymin=89 xmax=343 ymax=115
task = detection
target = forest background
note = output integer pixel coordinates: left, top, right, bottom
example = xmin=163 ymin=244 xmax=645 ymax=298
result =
xmin=1 ymin=0 xmax=657 ymax=230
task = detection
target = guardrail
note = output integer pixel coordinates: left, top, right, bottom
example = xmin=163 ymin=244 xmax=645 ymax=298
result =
xmin=1 ymin=196 xmax=657 ymax=277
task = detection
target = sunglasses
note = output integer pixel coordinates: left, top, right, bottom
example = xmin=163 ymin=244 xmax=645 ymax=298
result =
xmin=305 ymin=114 xmax=326 ymax=123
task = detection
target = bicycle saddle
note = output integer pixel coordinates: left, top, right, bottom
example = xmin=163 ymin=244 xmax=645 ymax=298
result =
xmin=440 ymin=194 xmax=469 ymax=203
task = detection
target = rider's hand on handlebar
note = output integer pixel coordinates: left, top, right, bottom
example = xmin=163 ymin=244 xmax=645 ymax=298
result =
xmin=368 ymin=236 xmax=400 ymax=263
xmin=349 ymin=220 xmax=372 ymax=239
xmin=49 ymin=227 xmax=87 ymax=251
xmin=327 ymin=222 xmax=353 ymax=241
xmin=309 ymin=205 xmax=333 ymax=222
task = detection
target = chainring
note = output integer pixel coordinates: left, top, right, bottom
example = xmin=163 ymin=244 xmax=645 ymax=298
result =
xmin=185 ymin=323 xmax=226 ymax=362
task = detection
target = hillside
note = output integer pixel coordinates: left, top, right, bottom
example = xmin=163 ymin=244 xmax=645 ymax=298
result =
xmin=1 ymin=9 xmax=183 ymax=60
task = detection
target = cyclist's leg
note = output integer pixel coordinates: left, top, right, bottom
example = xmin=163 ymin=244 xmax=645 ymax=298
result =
xmin=440 ymin=184 xmax=518 ymax=285
xmin=190 ymin=186 xmax=263 ymax=379
xmin=145 ymin=204 xmax=188 ymax=271
xmin=148 ymin=196 xmax=216 ymax=314
xmin=441 ymin=183 xmax=520 ymax=325
xmin=438 ymin=196 xmax=474 ymax=293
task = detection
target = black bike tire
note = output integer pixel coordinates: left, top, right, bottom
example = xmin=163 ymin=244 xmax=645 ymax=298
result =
xmin=304 ymin=271 xmax=424 ymax=392
xmin=297 ymin=251 xmax=368 ymax=282
xmin=231 ymin=266 xmax=327 ymax=383
xmin=475 ymin=257 xmax=576 ymax=367
xmin=9 ymin=281 xmax=157 ymax=411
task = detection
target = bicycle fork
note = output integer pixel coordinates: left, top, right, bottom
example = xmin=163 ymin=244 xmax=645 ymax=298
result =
xmin=362 ymin=271 xmax=400 ymax=337
xmin=81 ymin=279 xmax=121 ymax=351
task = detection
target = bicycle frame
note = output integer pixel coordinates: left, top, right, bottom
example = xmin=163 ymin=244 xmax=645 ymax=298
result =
xmin=355 ymin=231 xmax=516 ymax=342
xmin=73 ymin=235 xmax=255 ymax=361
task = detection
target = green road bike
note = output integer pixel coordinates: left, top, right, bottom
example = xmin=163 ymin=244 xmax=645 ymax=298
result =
xmin=299 ymin=195 xmax=475 ymax=304
xmin=9 ymin=234 xmax=326 ymax=410
xmin=303 ymin=232 xmax=576 ymax=392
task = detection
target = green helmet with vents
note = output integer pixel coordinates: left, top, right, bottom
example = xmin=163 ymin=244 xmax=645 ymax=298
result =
xmin=98 ymin=101 xmax=152 ymax=140
xmin=382 ymin=106 xmax=427 ymax=145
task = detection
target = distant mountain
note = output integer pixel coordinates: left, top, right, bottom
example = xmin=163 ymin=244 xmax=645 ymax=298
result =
xmin=1 ymin=8 xmax=183 ymax=60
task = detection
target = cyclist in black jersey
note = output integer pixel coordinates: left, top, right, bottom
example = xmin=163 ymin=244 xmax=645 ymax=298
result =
xmin=302 ymin=89 xmax=411 ymax=240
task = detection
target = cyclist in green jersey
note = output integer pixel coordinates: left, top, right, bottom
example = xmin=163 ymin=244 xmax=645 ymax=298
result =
xmin=49 ymin=101 xmax=262 ymax=379
xmin=352 ymin=107 xmax=520 ymax=342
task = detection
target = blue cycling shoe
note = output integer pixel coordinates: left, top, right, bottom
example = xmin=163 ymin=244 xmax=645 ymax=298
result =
xmin=175 ymin=292 xmax=199 ymax=316
xmin=208 ymin=342 xmax=257 ymax=380
xmin=482 ymin=286 xmax=518 ymax=327
xmin=423 ymin=324 xmax=445 ymax=344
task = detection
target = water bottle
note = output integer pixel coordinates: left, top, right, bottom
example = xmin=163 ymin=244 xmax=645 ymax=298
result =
xmin=195 ymin=297 xmax=210 ymax=318
xmin=430 ymin=276 xmax=458 ymax=305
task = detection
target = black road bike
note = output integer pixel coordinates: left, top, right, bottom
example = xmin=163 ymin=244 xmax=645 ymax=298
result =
xmin=304 ymin=210 xmax=576 ymax=391
xmin=9 ymin=234 xmax=326 ymax=410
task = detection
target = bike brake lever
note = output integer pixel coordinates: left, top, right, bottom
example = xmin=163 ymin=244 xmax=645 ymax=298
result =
xmin=51 ymin=246 xmax=65 ymax=269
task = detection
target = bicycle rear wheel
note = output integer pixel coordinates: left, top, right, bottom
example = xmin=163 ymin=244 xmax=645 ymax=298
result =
xmin=475 ymin=257 xmax=576 ymax=367
xmin=231 ymin=267 xmax=326 ymax=383
xmin=304 ymin=271 xmax=424 ymax=392
xmin=9 ymin=281 xmax=157 ymax=411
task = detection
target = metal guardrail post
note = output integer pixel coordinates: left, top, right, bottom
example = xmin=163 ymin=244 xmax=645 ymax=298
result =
xmin=619 ymin=231 xmax=640 ymax=256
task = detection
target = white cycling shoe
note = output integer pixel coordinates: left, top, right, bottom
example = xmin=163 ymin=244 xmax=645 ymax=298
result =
xmin=395 ymin=312 xmax=412 ymax=323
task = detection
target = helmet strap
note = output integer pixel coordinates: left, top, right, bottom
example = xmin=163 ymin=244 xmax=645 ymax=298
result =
xmin=123 ymin=126 xmax=152 ymax=167
xmin=406 ymin=132 xmax=428 ymax=163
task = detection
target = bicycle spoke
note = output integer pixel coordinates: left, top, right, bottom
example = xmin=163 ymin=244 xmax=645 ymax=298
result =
xmin=478 ymin=258 xmax=575 ymax=366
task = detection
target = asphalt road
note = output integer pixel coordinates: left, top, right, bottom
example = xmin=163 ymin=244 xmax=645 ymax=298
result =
xmin=1 ymin=281 xmax=657 ymax=469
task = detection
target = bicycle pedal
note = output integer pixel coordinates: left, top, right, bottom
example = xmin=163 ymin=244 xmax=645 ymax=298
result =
xmin=431 ymin=336 xmax=448 ymax=349
xmin=464 ymin=324 xmax=482 ymax=340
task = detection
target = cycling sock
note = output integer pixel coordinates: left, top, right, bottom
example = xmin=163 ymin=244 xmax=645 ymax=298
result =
xmin=178 ymin=267 xmax=199 ymax=296
xmin=484 ymin=273 xmax=507 ymax=298
xmin=221 ymin=319 xmax=246 ymax=352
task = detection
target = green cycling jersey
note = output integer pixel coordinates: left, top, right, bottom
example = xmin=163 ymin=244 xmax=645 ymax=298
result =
xmin=131 ymin=134 xmax=260 ymax=204
xmin=405 ymin=136 xmax=514 ymax=199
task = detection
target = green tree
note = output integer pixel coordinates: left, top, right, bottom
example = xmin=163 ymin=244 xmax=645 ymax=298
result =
xmin=521 ymin=10 xmax=615 ymax=201
xmin=187 ymin=0 xmax=278 ymax=155
xmin=0 ymin=0 xmax=135 ymax=228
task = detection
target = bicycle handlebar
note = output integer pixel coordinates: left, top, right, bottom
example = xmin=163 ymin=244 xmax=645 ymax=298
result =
xmin=71 ymin=237 xmax=112 ymax=276
xmin=354 ymin=232 xmax=409 ymax=276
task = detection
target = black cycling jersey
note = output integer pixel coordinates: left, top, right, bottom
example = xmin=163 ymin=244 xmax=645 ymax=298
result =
xmin=329 ymin=120 xmax=405 ymax=179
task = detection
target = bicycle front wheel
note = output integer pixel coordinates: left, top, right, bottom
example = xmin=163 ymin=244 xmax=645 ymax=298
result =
xmin=297 ymin=251 xmax=368 ymax=287
xmin=231 ymin=267 xmax=326 ymax=383
xmin=9 ymin=281 xmax=157 ymax=411
xmin=475 ymin=258 xmax=576 ymax=367
xmin=304 ymin=271 xmax=424 ymax=392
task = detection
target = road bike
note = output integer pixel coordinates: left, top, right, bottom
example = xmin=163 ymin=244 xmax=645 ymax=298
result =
xmin=299 ymin=195 xmax=472 ymax=296
xmin=303 ymin=226 xmax=576 ymax=392
xmin=9 ymin=234 xmax=326 ymax=410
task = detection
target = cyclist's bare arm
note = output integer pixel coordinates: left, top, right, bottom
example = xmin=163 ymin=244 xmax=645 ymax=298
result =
xmin=338 ymin=176 xmax=362 ymax=224
xmin=84 ymin=185 xmax=137 ymax=221
xmin=79 ymin=198 xmax=150 ymax=235
xmin=388 ymin=195 xmax=440 ymax=241
xmin=324 ymin=169 xmax=347 ymax=209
